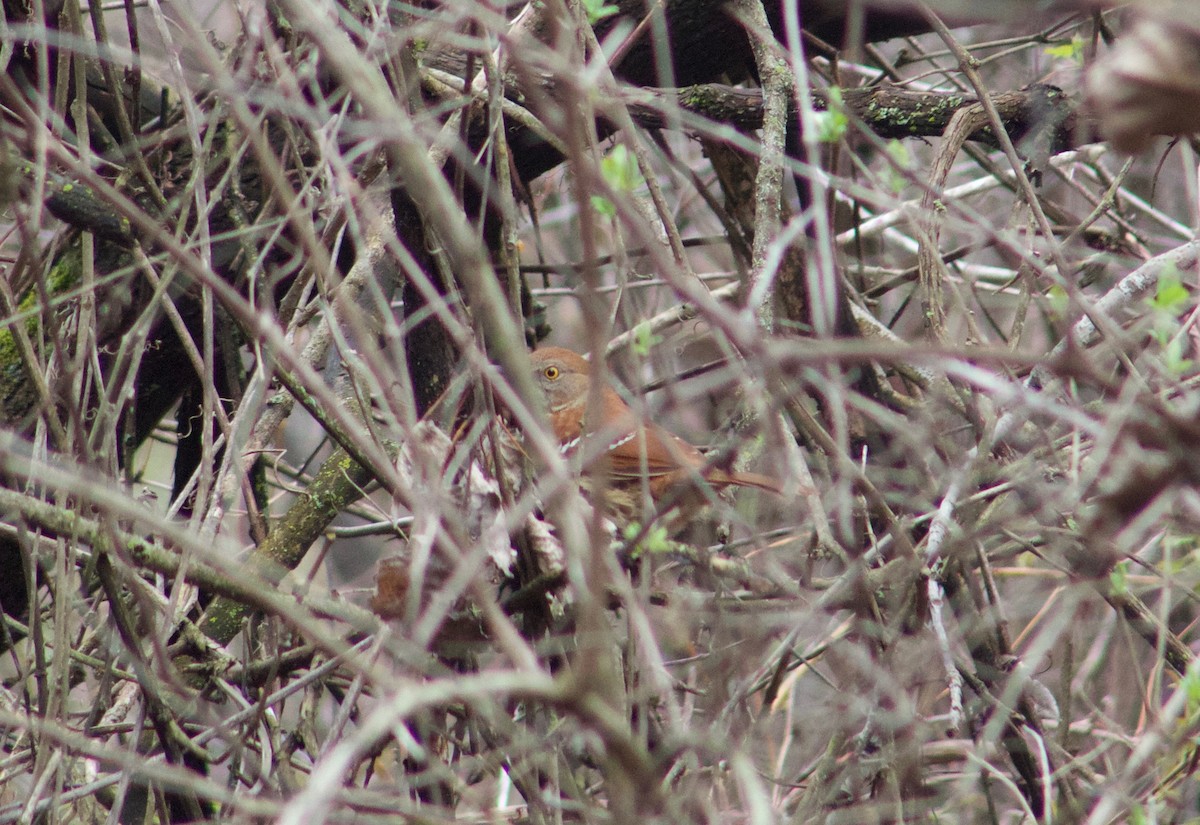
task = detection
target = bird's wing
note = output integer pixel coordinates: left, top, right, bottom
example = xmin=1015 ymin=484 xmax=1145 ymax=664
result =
xmin=602 ymin=422 xmax=705 ymax=480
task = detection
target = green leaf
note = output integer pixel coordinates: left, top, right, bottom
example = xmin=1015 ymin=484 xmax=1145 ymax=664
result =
xmin=1162 ymin=337 xmax=1193 ymax=376
xmin=1144 ymin=265 xmax=1194 ymax=372
xmin=1151 ymin=269 xmax=1189 ymax=312
xmin=581 ymin=0 xmax=619 ymax=24
xmin=591 ymin=195 xmax=616 ymax=218
xmin=621 ymin=522 xmax=672 ymax=556
xmin=640 ymin=524 xmax=671 ymax=554
xmin=631 ymin=322 xmax=663 ymax=356
xmin=1044 ymin=36 xmax=1084 ymax=64
xmin=1184 ymin=663 xmax=1200 ymax=706
xmin=1109 ymin=561 xmax=1128 ymax=596
xmin=813 ymin=87 xmax=848 ymax=143
xmin=599 ymin=144 xmax=643 ymax=192
xmin=884 ymin=139 xmax=911 ymax=194
xmin=1045 ymin=285 xmax=1069 ymax=318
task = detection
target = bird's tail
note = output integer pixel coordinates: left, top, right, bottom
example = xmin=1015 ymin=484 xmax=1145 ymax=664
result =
xmin=710 ymin=469 xmax=788 ymax=495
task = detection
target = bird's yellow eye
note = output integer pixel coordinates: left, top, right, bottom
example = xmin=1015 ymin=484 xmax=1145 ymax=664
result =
xmin=543 ymin=365 xmax=560 ymax=380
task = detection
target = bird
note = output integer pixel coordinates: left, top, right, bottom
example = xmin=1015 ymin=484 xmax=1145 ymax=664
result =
xmin=529 ymin=346 xmax=783 ymax=525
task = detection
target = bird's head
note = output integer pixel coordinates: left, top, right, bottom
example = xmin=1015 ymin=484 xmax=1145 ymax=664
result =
xmin=530 ymin=346 xmax=593 ymax=412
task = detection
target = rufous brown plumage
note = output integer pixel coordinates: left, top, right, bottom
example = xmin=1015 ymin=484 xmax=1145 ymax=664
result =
xmin=530 ymin=346 xmax=781 ymax=521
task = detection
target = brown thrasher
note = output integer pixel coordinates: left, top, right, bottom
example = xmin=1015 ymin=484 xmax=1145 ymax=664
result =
xmin=530 ymin=346 xmax=782 ymax=522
